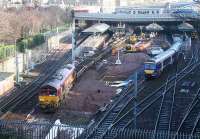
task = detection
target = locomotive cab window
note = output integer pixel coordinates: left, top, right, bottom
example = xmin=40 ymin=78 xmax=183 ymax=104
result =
xmin=156 ymin=63 xmax=162 ymax=69
xmin=144 ymin=63 xmax=156 ymax=70
xmin=40 ymin=86 xmax=57 ymax=96
xmin=40 ymin=88 xmax=49 ymax=96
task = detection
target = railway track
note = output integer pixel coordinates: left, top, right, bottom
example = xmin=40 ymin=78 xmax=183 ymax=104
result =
xmin=115 ymin=41 xmax=199 ymax=129
xmin=0 ymin=48 xmax=72 ymax=117
xmin=110 ymin=42 xmax=200 ymax=139
xmin=172 ymin=56 xmax=200 ymax=138
xmin=13 ymin=48 xmax=72 ymax=113
xmin=82 ymin=40 xmax=200 ymax=139
xmin=80 ymin=68 xmax=144 ymax=139
xmin=173 ymin=88 xmax=200 ymax=137
xmin=10 ymin=35 xmax=113 ymax=118
xmin=105 ymin=57 xmax=193 ymax=139
xmin=151 ymin=46 xmax=200 ymax=138
xmin=0 ymin=49 xmax=60 ymax=105
xmin=0 ymin=34 xmax=116 ymax=139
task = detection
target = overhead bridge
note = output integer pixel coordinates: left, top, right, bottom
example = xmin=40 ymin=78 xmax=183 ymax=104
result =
xmin=75 ymin=13 xmax=193 ymax=23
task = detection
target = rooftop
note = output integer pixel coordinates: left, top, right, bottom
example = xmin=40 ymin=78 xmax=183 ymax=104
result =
xmin=82 ymin=23 xmax=110 ymax=34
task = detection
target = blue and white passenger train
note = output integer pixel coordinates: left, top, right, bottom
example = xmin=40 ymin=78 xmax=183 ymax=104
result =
xmin=144 ymin=39 xmax=183 ymax=78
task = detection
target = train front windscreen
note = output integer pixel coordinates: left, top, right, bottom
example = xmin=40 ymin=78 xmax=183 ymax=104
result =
xmin=144 ymin=62 xmax=156 ymax=70
xmin=39 ymin=86 xmax=57 ymax=96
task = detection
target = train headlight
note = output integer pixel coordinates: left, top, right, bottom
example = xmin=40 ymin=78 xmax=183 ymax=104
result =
xmin=39 ymin=98 xmax=45 ymax=102
xmin=144 ymin=70 xmax=154 ymax=74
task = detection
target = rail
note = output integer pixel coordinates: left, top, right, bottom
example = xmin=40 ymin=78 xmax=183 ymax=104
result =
xmin=110 ymin=53 xmax=194 ymax=129
xmin=103 ymin=40 xmax=200 ymax=138
xmin=153 ymin=52 xmax=181 ymax=139
xmin=124 ymin=52 xmax=199 ymax=127
xmin=1 ymin=120 xmax=200 ymax=139
xmin=0 ymin=49 xmax=72 ymax=116
xmin=0 ymin=34 xmax=112 ymax=117
xmin=152 ymin=76 xmax=172 ymax=139
xmin=174 ymin=88 xmax=200 ymax=138
xmin=106 ymin=127 xmax=200 ymax=139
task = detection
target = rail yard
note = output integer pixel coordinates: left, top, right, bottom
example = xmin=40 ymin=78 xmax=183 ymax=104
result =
xmin=0 ymin=1 xmax=200 ymax=139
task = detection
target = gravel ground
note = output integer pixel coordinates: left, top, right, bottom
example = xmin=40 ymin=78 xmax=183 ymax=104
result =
xmin=104 ymin=52 xmax=149 ymax=80
xmin=63 ymin=52 xmax=149 ymax=113
xmin=65 ymin=69 xmax=116 ymax=113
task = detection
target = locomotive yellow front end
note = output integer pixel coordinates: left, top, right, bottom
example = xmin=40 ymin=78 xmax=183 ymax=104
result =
xmin=38 ymin=86 xmax=60 ymax=112
xmin=144 ymin=61 xmax=158 ymax=78
xmin=39 ymin=96 xmax=59 ymax=111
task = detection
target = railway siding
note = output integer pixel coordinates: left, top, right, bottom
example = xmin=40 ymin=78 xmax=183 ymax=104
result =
xmin=82 ymin=40 xmax=200 ymax=139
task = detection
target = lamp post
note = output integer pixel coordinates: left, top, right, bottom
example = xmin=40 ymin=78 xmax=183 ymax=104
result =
xmin=15 ymin=39 xmax=19 ymax=84
xmin=115 ymin=49 xmax=121 ymax=65
xmin=71 ymin=10 xmax=76 ymax=63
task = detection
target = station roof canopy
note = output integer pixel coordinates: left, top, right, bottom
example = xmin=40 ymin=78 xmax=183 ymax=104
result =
xmin=146 ymin=23 xmax=164 ymax=31
xmin=178 ymin=22 xmax=194 ymax=31
xmin=82 ymin=23 xmax=110 ymax=34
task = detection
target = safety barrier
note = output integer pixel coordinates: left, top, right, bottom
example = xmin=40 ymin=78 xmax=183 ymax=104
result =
xmin=0 ymin=120 xmax=85 ymax=139
xmin=0 ymin=120 xmax=199 ymax=139
xmin=105 ymin=128 xmax=200 ymax=139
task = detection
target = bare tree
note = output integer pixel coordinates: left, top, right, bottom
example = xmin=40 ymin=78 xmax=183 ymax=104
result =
xmin=0 ymin=6 xmax=71 ymax=43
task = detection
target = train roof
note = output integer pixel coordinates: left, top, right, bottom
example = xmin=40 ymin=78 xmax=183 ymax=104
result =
xmin=148 ymin=41 xmax=182 ymax=64
xmin=42 ymin=64 xmax=75 ymax=89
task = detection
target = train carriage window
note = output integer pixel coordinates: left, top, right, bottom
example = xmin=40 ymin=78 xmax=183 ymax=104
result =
xmin=152 ymin=11 xmax=154 ymax=14
xmin=157 ymin=11 xmax=159 ymax=14
xmin=133 ymin=11 xmax=135 ymax=14
xmin=156 ymin=63 xmax=162 ymax=69
xmin=49 ymin=87 xmax=57 ymax=96
xmin=163 ymin=57 xmax=172 ymax=67
xmin=40 ymin=88 xmax=49 ymax=96
xmin=52 ymin=74 xmax=63 ymax=80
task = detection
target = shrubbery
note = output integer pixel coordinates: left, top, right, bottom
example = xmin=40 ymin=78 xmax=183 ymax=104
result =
xmin=0 ymin=45 xmax=15 ymax=60
xmin=17 ymin=34 xmax=45 ymax=53
xmin=0 ymin=34 xmax=45 ymax=60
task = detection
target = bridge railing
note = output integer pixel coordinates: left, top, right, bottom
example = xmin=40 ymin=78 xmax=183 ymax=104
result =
xmin=0 ymin=120 xmax=85 ymax=139
xmin=0 ymin=120 xmax=200 ymax=139
xmin=104 ymin=128 xmax=200 ymax=139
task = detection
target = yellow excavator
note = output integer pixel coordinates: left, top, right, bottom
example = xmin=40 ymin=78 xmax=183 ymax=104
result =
xmin=129 ymin=34 xmax=137 ymax=44
xmin=191 ymin=31 xmax=198 ymax=40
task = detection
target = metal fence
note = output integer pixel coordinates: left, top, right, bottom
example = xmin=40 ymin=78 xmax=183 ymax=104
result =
xmin=104 ymin=128 xmax=200 ymax=139
xmin=0 ymin=120 xmax=85 ymax=139
xmin=0 ymin=120 xmax=200 ymax=139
